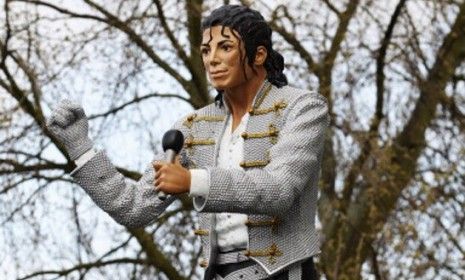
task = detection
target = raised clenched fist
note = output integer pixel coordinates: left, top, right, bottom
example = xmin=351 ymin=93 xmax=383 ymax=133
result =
xmin=47 ymin=99 xmax=93 ymax=161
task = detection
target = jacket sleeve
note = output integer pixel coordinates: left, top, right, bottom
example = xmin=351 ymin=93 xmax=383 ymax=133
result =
xmin=194 ymin=93 xmax=329 ymax=216
xmin=70 ymin=119 xmax=188 ymax=228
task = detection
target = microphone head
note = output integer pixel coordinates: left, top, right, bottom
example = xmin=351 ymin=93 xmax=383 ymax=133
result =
xmin=162 ymin=129 xmax=184 ymax=153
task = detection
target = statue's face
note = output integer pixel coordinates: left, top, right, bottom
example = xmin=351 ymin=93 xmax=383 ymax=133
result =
xmin=200 ymin=26 xmax=253 ymax=90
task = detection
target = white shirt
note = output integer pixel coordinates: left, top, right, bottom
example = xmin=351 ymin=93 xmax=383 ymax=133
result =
xmin=190 ymin=113 xmax=250 ymax=252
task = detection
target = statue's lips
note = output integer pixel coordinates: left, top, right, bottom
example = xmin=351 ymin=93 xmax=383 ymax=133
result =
xmin=209 ymin=70 xmax=228 ymax=78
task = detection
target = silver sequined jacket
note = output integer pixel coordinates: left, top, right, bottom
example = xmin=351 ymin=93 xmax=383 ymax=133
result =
xmin=71 ymin=81 xmax=329 ymax=277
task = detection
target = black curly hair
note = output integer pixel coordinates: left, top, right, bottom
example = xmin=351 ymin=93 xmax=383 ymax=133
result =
xmin=201 ymin=5 xmax=287 ymax=105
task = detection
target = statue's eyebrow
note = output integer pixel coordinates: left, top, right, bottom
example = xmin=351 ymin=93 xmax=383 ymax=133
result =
xmin=201 ymin=39 xmax=234 ymax=48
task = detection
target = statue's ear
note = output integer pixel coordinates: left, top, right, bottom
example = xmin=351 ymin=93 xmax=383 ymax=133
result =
xmin=254 ymin=46 xmax=267 ymax=66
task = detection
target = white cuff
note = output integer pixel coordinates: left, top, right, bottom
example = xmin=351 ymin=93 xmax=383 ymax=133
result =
xmin=71 ymin=148 xmax=97 ymax=175
xmin=189 ymin=169 xmax=210 ymax=212
xmin=189 ymin=169 xmax=210 ymax=197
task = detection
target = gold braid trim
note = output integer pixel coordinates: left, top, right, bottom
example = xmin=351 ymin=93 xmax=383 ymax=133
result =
xmin=183 ymin=113 xmax=197 ymax=128
xmin=184 ymin=136 xmax=215 ymax=148
xmin=241 ymin=124 xmax=279 ymax=144
xmin=195 ymin=115 xmax=225 ymax=122
xmin=194 ymin=229 xmax=209 ymax=236
xmin=199 ymin=259 xmax=208 ymax=267
xmin=244 ymin=243 xmax=283 ymax=264
xmin=183 ymin=113 xmax=225 ymax=128
xmin=239 ymin=159 xmax=270 ymax=168
xmin=245 ymin=217 xmax=280 ymax=231
xmin=249 ymin=99 xmax=288 ymax=116
xmin=251 ymin=83 xmax=273 ymax=110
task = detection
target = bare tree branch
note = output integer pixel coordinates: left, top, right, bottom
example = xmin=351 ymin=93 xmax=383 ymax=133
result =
xmin=87 ymin=92 xmax=191 ymax=120
xmin=374 ymin=0 xmax=407 ymax=131
xmin=322 ymin=0 xmax=341 ymax=16
xmin=1 ymin=0 xmax=12 ymax=66
xmin=17 ymin=258 xmax=152 ymax=280
xmin=82 ymin=0 xmax=193 ymax=99
xmin=440 ymin=92 xmax=465 ymax=133
xmin=269 ymin=6 xmax=319 ymax=74
xmin=152 ymin=0 xmax=190 ymax=71
xmin=128 ymin=228 xmax=187 ymax=280
xmin=341 ymin=0 xmax=408 ymax=214
xmin=12 ymin=0 xmax=107 ymax=22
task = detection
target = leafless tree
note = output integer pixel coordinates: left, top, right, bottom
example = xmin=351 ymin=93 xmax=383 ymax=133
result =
xmin=1 ymin=0 xmax=464 ymax=279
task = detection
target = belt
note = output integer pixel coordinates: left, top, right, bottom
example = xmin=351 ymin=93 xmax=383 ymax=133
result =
xmin=212 ymin=256 xmax=316 ymax=280
xmin=216 ymin=250 xmax=250 ymax=265
xmin=215 ymin=259 xmax=258 ymax=279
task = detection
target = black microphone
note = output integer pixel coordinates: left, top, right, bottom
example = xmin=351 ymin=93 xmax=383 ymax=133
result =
xmin=158 ymin=129 xmax=184 ymax=200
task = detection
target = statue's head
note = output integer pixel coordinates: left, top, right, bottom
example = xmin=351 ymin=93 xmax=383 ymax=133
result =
xmin=201 ymin=5 xmax=287 ymax=92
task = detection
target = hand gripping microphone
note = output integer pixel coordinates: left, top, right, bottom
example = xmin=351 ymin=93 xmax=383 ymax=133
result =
xmin=157 ymin=129 xmax=184 ymax=200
